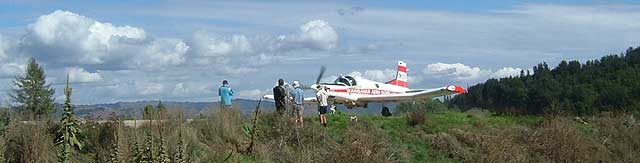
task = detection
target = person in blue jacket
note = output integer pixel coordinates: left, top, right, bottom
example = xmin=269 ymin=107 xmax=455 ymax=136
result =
xmin=218 ymin=80 xmax=234 ymax=109
xmin=290 ymin=80 xmax=304 ymax=127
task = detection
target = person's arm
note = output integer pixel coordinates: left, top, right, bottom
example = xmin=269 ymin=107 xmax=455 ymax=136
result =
xmin=218 ymin=87 xmax=221 ymax=96
xmin=229 ymin=88 xmax=234 ymax=96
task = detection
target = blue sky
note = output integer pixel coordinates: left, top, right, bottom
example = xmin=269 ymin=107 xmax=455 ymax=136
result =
xmin=0 ymin=0 xmax=639 ymax=104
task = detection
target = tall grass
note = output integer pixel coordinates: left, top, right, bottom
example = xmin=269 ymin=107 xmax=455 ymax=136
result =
xmin=0 ymin=106 xmax=637 ymax=162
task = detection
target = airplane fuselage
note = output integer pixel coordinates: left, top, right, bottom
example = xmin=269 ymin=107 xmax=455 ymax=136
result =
xmin=316 ymin=75 xmax=409 ymax=108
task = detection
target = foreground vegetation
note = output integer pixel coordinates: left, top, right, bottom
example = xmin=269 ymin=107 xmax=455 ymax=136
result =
xmin=0 ymin=104 xmax=637 ymax=162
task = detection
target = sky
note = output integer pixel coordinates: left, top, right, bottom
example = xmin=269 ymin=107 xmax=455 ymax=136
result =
xmin=0 ymin=0 xmax=639 ymax=105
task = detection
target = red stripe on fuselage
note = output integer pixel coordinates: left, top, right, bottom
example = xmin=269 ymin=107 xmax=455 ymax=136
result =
xmin=332 ymin=89 xmax=347 ymax=92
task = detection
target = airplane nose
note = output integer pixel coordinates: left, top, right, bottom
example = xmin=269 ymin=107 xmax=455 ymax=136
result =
xmin=454 ymin=85 xmax=466 ymax=94
xmin=310 ymin=84 xmax=319 ymax=90
xmin=447 ymin=85 xmax=466 ymax=94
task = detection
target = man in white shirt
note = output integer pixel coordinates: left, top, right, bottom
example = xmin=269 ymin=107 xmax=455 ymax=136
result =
xmin=316 ymin=85 xmax=329 ymax=127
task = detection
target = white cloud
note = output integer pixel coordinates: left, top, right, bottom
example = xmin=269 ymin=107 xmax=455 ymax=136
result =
xmin=186 ymin=20 xmax=338 ymax=76
xmin=190 ymin=19 xmax=337 ymax=60
xmin=190 ymin=32 xmax=253 ymax=58
xmin=277 ymin=20 xmax=338 ymax=51
xmin=170 ymin=82 xmax=215 ymax=96
xmin=348 ymin=69 xmax=395 ymax=82
xmin=23 ymin=10 xmax=187 ymax=70
xmin=298 ymin=20 xmax=338 ymax=50
xmin=0 ymin=63 xmax=25 ymax=78
xmin=173 ymin=82 xmax=187 ymax=95
xmin=248 ymin=53 xmax=277 ymax=66
xmin=135 ymin=39 xmax=189 ymax=70
xmin=135 ymin=81 xmax=165 ymax=96
xmin=492 ymin=67 xmax=523 ymax=78
xmin=66 ymin=67 xmax=102 ymax=82
xmin=424 ymin=63 xmax=490 ymax=81
xmin=0 ymin=35 xmax=9 ymax=61
xmin=424 ymin=63 xmax=525 ymax=82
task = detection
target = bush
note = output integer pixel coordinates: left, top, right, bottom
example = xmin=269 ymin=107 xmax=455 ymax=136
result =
xmin=4 ymin=118 xmax=57 ymax=162
xmin=593 ymin=112 xmax=640 ymax=161
xmin=407 ymin=111 xmax=425 ymax=127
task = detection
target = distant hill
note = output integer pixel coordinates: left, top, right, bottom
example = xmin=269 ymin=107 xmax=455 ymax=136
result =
xmin=53 ymin=99 xmax=274 ymax=119
xmin=52 ymin=99 xmax=397 ymax=119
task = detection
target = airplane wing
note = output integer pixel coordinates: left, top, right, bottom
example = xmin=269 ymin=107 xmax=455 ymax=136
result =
xmin=356 ymin=85 xmax=465 ymax=102
xmin=262 ymin=95 xmax=319 ymax=104
xmin=263 ymin=95 xmax=275 ymax=100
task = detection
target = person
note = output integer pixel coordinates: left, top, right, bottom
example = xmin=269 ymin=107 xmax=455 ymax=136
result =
xmin=290 ymin=81 xmax=304 ymax=126
xmin=316 ymin=85 xmax=329 ymax=127
xmin=273 ymin=79 xmax=287 ymax=115
xmin=381 ymin=106 xmax=392 ymax=117
xmin=218 ymin=80 xmax=234 ymax=109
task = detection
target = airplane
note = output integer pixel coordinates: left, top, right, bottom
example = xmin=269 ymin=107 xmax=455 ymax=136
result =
xmin=263 ymin=61 xmax=466 ymax=111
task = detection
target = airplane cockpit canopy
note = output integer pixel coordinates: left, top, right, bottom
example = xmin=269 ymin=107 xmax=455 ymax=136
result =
xmin=335 ymin=76 xmax=357 ymax=86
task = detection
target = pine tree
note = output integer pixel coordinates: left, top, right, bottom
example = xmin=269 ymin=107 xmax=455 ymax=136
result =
xmin=10 ymin=57 xmax=55 ymax=117
xmin=55 ymin=75 xmax=83 ymax=163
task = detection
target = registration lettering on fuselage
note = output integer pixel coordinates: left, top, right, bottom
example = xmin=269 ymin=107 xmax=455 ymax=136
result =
xmin=346 ymin=88 xmax=400 ymax=95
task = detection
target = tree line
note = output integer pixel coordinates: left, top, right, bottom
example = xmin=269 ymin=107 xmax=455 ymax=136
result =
xmin=450 ymin=47 xmax=640 ymax=115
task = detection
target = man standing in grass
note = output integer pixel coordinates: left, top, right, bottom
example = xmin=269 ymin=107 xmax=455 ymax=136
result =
xmin=290 ymin=81 xmax=305 ymax=127
xmin=316 ymin=85 xmax=329 ymax=127
xmin=218 ymin=80 xmax=234 ymax=109
xmin=273 ymin=79 xmax=287 ymax=115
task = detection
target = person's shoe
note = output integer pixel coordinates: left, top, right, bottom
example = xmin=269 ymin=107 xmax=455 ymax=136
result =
xmin=322 ymin=123 xmax=327 ymax=127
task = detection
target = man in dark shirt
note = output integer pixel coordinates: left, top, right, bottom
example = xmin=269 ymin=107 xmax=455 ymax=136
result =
xmin=273 ymin=78 xmax=286 ymax=115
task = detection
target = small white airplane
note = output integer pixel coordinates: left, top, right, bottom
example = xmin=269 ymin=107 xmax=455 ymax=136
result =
xmin=264 ymin=61 xmax=466 ymax=110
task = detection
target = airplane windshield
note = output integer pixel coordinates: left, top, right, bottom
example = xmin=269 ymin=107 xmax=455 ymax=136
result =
xmin=334 ymin=76 xmax=357 ymax=86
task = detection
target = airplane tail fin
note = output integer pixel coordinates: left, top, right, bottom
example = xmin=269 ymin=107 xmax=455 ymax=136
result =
xmin=386 ymin=61 xmax=408 ymax=88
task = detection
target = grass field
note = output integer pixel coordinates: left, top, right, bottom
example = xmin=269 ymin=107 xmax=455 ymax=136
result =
xmin=296 ymin=110 xmax=638 ymax=162
xmin=0 ymin=108 xmax=638 ymax=162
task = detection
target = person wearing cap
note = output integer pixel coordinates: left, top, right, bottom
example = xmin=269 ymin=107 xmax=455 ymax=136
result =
xmin=218 ymin=80 xmax=234 ymax=109
xmin=273 ymin=79 xmax=287 ymax=115
xmin=316 ymin=85 xmax=329 ymax=127
xmin=290 ymin=80 xmax=305 ymax=127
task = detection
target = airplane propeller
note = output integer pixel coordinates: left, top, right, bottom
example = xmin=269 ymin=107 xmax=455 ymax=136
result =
xmin=301 ymin=66 xmax=326 ymax=91
xmin=315 ymin=65 xmax=326 ymax=84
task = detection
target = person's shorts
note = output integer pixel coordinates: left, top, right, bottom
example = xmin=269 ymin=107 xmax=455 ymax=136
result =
xmin=318 ymin=106 xmax=328 ymax=114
